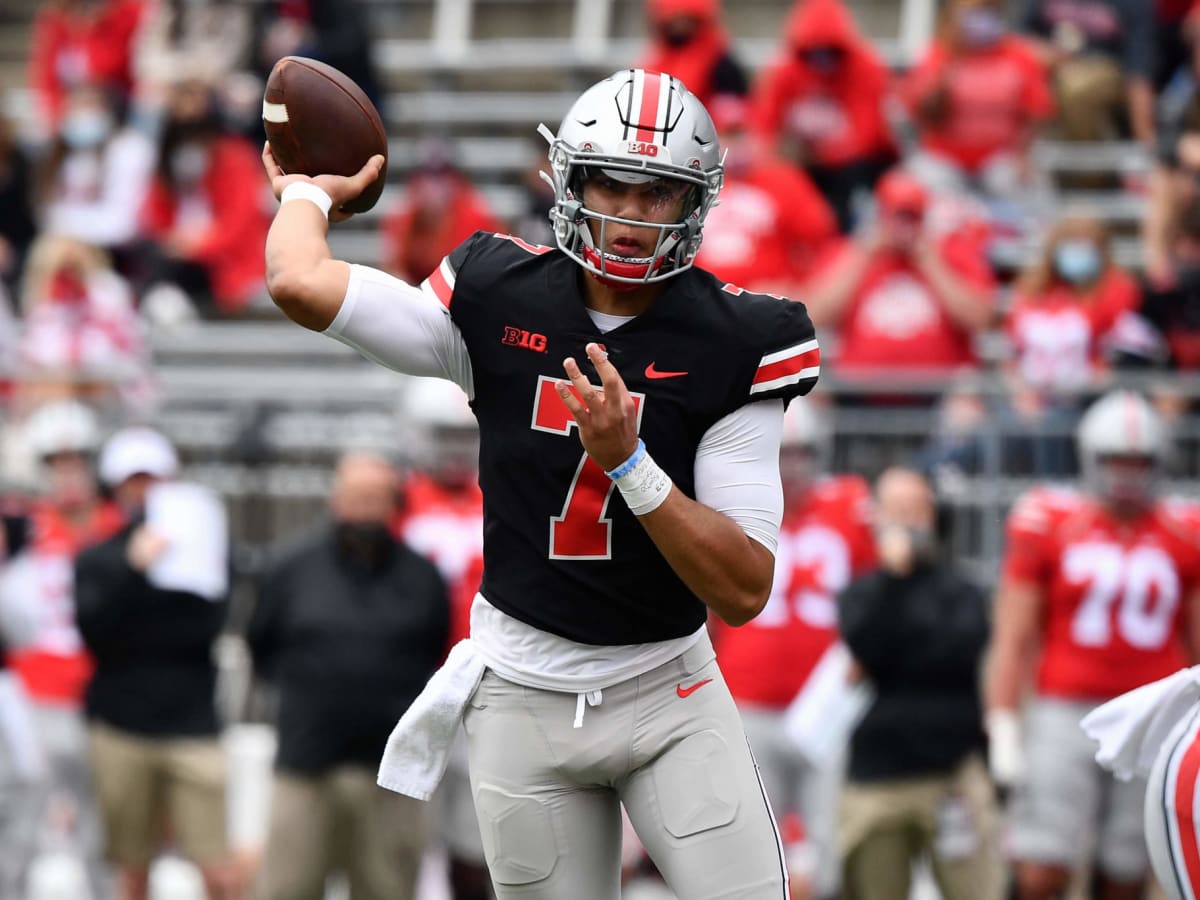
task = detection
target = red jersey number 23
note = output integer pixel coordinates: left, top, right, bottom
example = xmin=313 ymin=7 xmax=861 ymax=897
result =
xmin=531 ymin=375 xmax=646 ymax=560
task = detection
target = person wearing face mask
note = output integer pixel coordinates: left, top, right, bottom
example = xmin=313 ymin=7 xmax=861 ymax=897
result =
xmin=381 ymin=142 xmax=503 ymax=286
xmin=802 ymin=168 xmax=995 ymax=385
xmin=139 ymin=80 xmax=270 ymax=316
xmin=836 ymin=467 xmax=1000 ymax=900
xmin=1019 ymin=0 xmax=1156 ymax=145
xmin=249 ymin=451 xmax=448 ymax=900
xmin=1005 ymin=215 xmax=1140 ymax=471
xmin=695 ymin=96 xmax=837 ymax=296
xmin=902 ymin=0 xmax=1055 ymax=203
xmin=751 ymin=0 xmax=896 ymax=232
xmin=636 ymin=0 xmax=747 ymax=109
xmin=74 ymin=427 xmax=239 ymax=900
xmin=38 ymin=83 xmax=156 ymax=253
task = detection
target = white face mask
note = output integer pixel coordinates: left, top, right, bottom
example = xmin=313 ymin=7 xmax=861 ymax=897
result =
xmin=170 ymin=143 xmax=210 ymax=184
xmin=61 ymin=110 xmax=113 ymax=150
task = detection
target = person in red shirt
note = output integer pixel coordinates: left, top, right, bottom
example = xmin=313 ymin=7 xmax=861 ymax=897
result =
xmin=636 ymin=0 xmax=747 ymax=109
xmin=1 ymin=400 xmax=125 ymax=896
xmin=392 ymin=377 xmax=489 ymax=900
xmin=751 ymin=0 xmax=897 ymax=232
xmin=802 ymin=168 xmax=994 ymax=385
xmin=29 ymin=0 xmax=148 ymax=134
xmin=140 ymin=81 xmax=270 ymax=317
xmin=712 ymin=398 xmax=876 ymax=900
xmin=697 ymin=96 xmax=837 ymax=295
xmin=382 ymin=144 xmax=504 ymax=285
xmin=902 ymin=0 xmax=1054 ymax=201
xmin=985 ymin=390 xmax=1200 ymax=900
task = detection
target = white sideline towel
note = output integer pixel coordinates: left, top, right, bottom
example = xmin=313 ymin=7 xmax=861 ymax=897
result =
xmin=377 ymin=639 xmax=486 ymax=800
xmin=783 ymin=642 xmax=874 ymax=770
xmin=1081 ymin=665 xmax=1200 ymax=781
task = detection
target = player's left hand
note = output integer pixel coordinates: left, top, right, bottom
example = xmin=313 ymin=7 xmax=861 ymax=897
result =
xmin=557 ymin=342 xmax=639 ymax=471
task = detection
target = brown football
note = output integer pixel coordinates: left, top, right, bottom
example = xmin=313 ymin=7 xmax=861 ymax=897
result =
xmin=263 ymin=56 xmax=388 ymax=214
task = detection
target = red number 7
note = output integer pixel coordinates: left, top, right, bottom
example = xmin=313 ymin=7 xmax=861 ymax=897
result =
xmin=530 ymin=375 xmax=645 ymax=560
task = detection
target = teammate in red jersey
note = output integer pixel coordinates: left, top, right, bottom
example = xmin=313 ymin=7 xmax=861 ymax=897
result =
xmin=713 ymin=398 xmax=874 ymax=899
xmin=985 ymin=389 xmax=1200 ymax=900
xmin=264 ymin=69 xmax=818 ymax=899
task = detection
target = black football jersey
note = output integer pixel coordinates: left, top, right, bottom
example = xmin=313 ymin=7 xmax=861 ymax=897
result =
xmin=423 ymin=232 xmax=819 ymax=645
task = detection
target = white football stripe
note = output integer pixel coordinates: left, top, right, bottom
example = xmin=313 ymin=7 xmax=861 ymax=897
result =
xmin=656 ymin=73 xmax=672 ymax=133
xmin=262 ymin=100 xmax=289 ymax=124
xmin=749 ymin=366 xmax=820 ymax=395
xmin=440 ymin=257 xmax=457 ymax=290
xmin=757 ymin=338 xmax=819 ymax=369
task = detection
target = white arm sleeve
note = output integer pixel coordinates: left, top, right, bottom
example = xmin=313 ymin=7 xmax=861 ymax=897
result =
xmin=693 ymin=400 xmax=785 ymax=555
xmin=323 ymin=264 xmax=475 ymax=397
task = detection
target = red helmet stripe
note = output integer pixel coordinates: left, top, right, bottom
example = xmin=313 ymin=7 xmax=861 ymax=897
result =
xmin=636 ymin=71 xmax=663 ymax=143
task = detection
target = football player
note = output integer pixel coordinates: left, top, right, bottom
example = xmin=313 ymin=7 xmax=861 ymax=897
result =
xmin=712 ymin=397 xmax=875 ymax=900
xmin=985 ymin=389 xmax=1200 ymax=900
xmin=394 ymin=377 xmax=490 ymax=900
xmin=263 ymin=69 xmax=818 ymax=898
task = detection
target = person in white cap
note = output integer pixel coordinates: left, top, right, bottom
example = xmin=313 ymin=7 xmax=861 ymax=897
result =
xmin=75 ymin=428 xmax=239 ymax=900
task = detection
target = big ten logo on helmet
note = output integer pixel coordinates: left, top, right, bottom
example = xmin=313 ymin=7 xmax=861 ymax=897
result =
xmin=502 ymin=326 xmax=548 ymax=353
xmin=627 ymin=141 xmax=659 ymax=157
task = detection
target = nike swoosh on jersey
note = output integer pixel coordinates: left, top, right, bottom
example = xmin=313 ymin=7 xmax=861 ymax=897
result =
xmin=645 ymin=362 xmax=688 ymax=379
xmin=676 ymin=678 xmax=713 ymax=698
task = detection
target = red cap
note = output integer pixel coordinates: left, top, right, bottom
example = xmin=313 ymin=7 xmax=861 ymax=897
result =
xmin=876 ymin=169 xmax=928 ymax=216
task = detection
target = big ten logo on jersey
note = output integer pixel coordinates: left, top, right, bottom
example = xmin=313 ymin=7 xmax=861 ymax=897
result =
xmin=1063 ymin=542 xmax=1181 ymax=650
xmin=502 ymin=326 xmax=548 ymax=353
xmin=755 ymin=524 xmax=850 ymax=630
xmin=531 ymin=375 xmax=645 ymax=560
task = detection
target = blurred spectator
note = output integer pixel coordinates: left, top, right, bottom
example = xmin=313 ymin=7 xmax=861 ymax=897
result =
xmin=916 ymin=379 xmax=990 ymax=487
xmin=1020 ymin=0 xmax=1156 ymax=145
xmin=0 ymin=115 xmax=37 ymax=295
xmin=17 ymin=235 xmax=153 ymax=412
xmin=1006 ymin=213 xmax=1138 ymax=401
xmin=0 ymin=400 xmax=123 ymax=898
xmin=513 ymin=159 xmax=557 ymax=249
xmin=802 ymin=169 xmax=995 ymax=379
xmin=253 ymin=0 xmax=380 ymax=112
xmin=837 ymin=467 xmax=1000 ymax=900
xmin=36 ymin=83 xmax=156 ymax=253
xmin=393 ymin=380 xmax=489 ymax=900
xmin=1145 ymin=99 xmax=1200 ymax=285
xmin=697 ymin=96 xmax=837 ymax=295
xmin=751 ymin=0 xmax=896 ymax=232
xmin=1142 ymin=194 xmax=1200 ymax=368
xmin=75 ymin=428 xmax=236 ymax=900
xmin=637 ymin=0 xmax=747 ymax=108
xmin=140 ymin=81 xmax=270 ymax=317
xmin=132 ymin=0 xmax=252 ymax=123
xmin=712 ymin=399 xmax=876 ymax=900
xmin=1155 ymin=0 xmax=1197 ymax=89
xmin=28 ymin=0 xmax=149 ymax=136
xmin=250 ymin=452 xmax=447 ymax=900
xmin=903 ymin=0 xmax=1055 ymax=204
xmin=382 ymin=144 xmax=503 ymax=285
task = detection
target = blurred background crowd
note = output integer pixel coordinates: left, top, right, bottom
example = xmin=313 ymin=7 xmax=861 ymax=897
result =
xmin=0 ymin=0 xmax=1198 ymax=898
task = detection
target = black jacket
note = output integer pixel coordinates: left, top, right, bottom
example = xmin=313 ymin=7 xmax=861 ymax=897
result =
xmin=248 ymin=525 xmax=449 ymax=775
xmin=75 ymin=521 xmax=227 ymax=737
xmin=838 ymin=564 xmax=989 ymax=782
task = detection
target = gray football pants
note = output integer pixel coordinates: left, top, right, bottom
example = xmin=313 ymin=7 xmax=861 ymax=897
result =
xmin=461 ymin=637 xmax=789 ymax=900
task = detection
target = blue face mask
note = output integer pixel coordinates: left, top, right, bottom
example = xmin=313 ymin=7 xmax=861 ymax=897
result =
xmin=60 ymin=110 xmax=113 ymax=150
xmin=1053 ymin=240 xmax=1102 ymax=285
xmin=958 ymin=8 xmax=1006 ymax=48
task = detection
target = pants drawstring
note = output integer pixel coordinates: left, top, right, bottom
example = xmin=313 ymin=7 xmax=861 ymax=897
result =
xmin=572 ymin=690 xmax=603 ymax=728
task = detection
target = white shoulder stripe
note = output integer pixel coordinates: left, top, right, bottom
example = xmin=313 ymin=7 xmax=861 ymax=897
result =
xmin=758 ymin=338 xmax=819 ymax=368
xmin=749 ymin=367 xmax=820 ymax=395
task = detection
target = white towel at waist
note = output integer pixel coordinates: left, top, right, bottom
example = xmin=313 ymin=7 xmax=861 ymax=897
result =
xmin=377 ymin=639 xmax=485 ymax=800
xmin=1081 ymin=666 xmax=1200 ymax=781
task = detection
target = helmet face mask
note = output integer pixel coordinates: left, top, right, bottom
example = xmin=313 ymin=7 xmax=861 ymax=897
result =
xmin=540 ymin=69 xmax=724 ymax=287
xmin=1076 ymin=391 xmax=1168 ymax=515
xmin=1086 ymin=453 xmax=1160 ymax=513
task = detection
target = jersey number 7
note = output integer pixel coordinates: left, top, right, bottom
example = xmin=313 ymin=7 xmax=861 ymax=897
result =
xmin=531 ymin=375 xmax=646 ymax=560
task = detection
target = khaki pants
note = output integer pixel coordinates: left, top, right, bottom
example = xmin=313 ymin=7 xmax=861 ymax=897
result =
xmin=461 ymin=636 xmax=789 ymax=900
xmin=257 ymin=765 xmax=426 ymax=900
xmin=1055 ymin=55 xmax=1127 ymax=142
xmin=839 ymin=755 xmax=1003 ymax=900
xmin=89 ymin=721 xmax=228 ymax=868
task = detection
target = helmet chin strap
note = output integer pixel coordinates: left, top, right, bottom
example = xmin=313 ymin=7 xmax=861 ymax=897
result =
xmin=575 ymin=215 xmax=697 ymax=290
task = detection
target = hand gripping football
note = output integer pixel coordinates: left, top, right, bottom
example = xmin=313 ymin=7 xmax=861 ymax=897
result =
xmin=262 ymin=56 xmax=389 ymax=214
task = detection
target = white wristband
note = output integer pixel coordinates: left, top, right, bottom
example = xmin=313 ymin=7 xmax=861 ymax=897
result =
xmin=280 ymin=181 xmax=333 ymax=219
xmin=608 ymin=441 xmax=672 ymax=516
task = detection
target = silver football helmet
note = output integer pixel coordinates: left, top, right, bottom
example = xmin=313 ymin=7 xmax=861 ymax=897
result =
xmin=538 ymin=69 xmax=724 ymax=287
xmin=1076 ymin=390 xmax=1169 ymax=509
